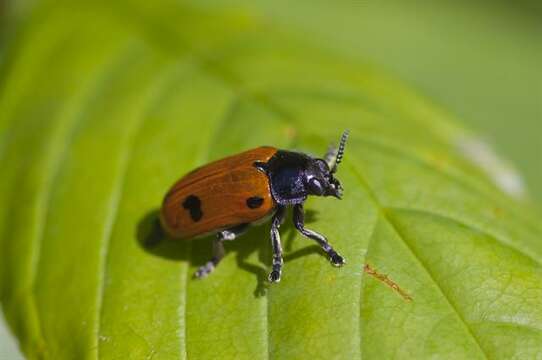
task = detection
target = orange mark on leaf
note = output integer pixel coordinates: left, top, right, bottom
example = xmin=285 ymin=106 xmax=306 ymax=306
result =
xmin=364 ymin=264 xmax=412 ymax=302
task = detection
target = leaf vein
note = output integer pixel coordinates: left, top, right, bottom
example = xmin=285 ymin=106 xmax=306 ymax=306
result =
xmin=21 ymin=45 xmax=143 ymax=357
xmin=386 ymin=206 xmax=542 ymax=269
xmin=354 ymin=136 xmax=542 ymax=235
xmin=358 ymin=218 xmax=380 ymax=359
xmin=95 ymin=60 xmax=186 ymax=358
xmin=347 ymin=160 xmax=490 ymax=359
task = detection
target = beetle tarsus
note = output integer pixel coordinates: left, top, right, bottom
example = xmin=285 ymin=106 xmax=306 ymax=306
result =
xmin=268 ymin=270 xmax=281 ymax=283
xmin=195 ymin=261 xmax=215 ymax=279
xmin=329 ymin=252 xmax=346 ymax=267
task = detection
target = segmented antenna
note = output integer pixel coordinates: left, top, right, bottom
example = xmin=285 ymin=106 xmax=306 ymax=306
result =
xmin=332 ymin=130 xmax=349 ymax=173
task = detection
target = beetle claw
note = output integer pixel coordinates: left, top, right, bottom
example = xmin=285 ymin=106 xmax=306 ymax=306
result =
xmin=330 ymin=253 xmax=346 ymax=267
xmin=194 ymin=262 xmax=215 ymax=279
xmin=268 ymin=270 xmax=281 ymax=283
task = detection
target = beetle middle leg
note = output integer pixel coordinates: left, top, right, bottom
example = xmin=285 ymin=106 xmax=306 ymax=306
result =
xmin=293 ymin=203 xmax=346 ymax=266
xmin=268 ymin=206 xmax=286 ymax=283
xmin=194 ymin=223 xmax=248 ymax=279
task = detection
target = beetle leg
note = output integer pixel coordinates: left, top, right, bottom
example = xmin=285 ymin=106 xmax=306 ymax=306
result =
xmin=194 ymin=224 xmax=248 ymax=279
xmin=253 ymin=161 xmax=269 ymax=173
xmin=293 ymin=204 xmax=346 ymax=266
xmin=269 ymin=206 xmax=286 ymax=283
xmin=323 ymin=144 xmax=337 ymax=169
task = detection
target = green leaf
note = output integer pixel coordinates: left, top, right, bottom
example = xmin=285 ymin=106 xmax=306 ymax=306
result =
xmin=1 ymin=1 xmax=541 ymax=359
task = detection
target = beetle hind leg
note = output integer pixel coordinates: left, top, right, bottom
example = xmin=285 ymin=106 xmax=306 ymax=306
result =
xmin=293 ymin=204 xmax=346 ymax=267
xmin=194 ymin=224 xmax=248 ymax=279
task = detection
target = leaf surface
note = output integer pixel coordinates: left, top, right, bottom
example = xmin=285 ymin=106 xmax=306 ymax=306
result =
xmin=0 ymin=1 xmax=541 ymax=359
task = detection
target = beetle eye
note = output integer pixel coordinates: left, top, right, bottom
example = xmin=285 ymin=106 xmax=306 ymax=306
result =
xmin=308 ymin=177 xmax=325 ymax=195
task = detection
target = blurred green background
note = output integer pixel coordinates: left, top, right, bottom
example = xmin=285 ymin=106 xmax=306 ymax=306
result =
xmin=195 ymin=0 xmax=542 ymax=205
xmin=0 ymin=0 xmax=540 ymax=357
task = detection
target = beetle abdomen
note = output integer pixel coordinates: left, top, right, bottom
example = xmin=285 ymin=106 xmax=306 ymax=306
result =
xmin=160 ymin=146 xmax=278 ymax=239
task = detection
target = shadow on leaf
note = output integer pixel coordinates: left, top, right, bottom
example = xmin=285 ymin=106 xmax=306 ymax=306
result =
xmin=136 ymin=208 xmax=324 ymax=297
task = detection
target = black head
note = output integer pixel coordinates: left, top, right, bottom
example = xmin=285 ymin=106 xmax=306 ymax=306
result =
xmin=304 ymin=158 xmax=343 ymax=199
xmin=263 ymin=130 xmax=349 ymax=205
xmin=306 ymin=130 xmax=349 ymax=199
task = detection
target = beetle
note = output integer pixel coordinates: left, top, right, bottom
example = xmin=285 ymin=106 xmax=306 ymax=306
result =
xmin=160 ymin=130 xmax=349 ymax=283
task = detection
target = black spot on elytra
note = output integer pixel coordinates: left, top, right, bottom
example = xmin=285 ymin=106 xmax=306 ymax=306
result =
xmin=182 ymin=195 xmax=203 ymax=222
xmin=246 ymin=196 xmax=264 ymax=209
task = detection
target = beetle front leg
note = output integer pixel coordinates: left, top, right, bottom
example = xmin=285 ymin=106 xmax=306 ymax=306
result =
xmin=269 ymin=206 xmax=286 ymax=283
xmin=195 ymin=224 xmax=248 ymax=279
xmin=293 ymin=204 xmax=345 ymax=266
